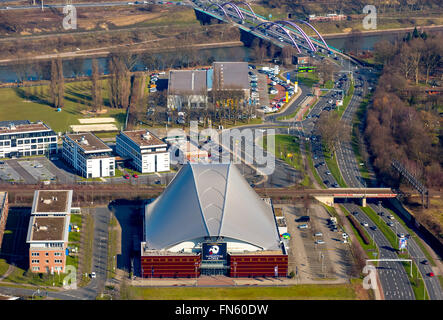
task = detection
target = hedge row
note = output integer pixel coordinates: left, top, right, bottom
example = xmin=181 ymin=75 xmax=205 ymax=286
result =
xmin=347 ymin=214 xmax=370 ymax=245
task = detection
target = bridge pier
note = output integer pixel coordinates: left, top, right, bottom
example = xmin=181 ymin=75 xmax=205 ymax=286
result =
xmin=313 ymin=195 xmax=334 ymax=207
xmin=361 ymin=197 xmax=367 ymax=207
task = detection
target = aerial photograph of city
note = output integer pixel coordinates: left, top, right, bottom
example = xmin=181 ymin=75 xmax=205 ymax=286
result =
xmin=0 ymin=0 xmax=442 ymax=315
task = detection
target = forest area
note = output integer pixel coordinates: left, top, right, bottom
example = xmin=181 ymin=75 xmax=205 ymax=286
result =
xmin=365 ymin=29 xmax=442 ymax=190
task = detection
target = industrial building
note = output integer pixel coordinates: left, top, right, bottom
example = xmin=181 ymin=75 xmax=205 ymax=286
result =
xmin=62 ymin=132 xmax=115 ymax=178
xmin=116 ymin=130 xmax=170 ymax=173
xmin=167 ymin=62 xmax=250 ymax=110
xmin=141 ymin=163 xmax=288 ymax=278
xmin=0 ymin=120 xmax=57 ymax=158
xmin=26 ymin=190 xmax=73 ymax=273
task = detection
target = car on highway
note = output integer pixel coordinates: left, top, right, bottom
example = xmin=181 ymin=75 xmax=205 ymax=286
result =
xmin=370 ymin=226 xmax=378 ymax=231
xmin=387 ymin=221 xmax=394 ymax=227
xmin=325 ymin=171 xmax=331 ymax=175
xmin=154 ymin=180 xmax=161 ymax=184
xmin=361 ymin=222 xmax=369 ymax=227
xmin=315 ymin=240 xmax=325 ymax=245
xmin=298 ymin=224 xmax=308 ymax=229
xmin=353 ymin=211 xmax=359 ymax=215
xmin=421 ymin=260 xmax=429 ymax=265
xmin=387 ymin=215 xmax=395 ymax=220
xmin=428 ymin=272 xmax=435 ymax=277
xmin=398 ymin=233 xmax=405 ymax=238
xmin=314 ymin=232 xmax=323 ymax=237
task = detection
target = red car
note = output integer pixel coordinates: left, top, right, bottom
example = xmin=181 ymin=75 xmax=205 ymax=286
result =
xmin=428 ymin=272 xmax=435 ymax=277
xmin=124 ymin=174 xmax=130 ymax=180
xmin=133 ymin=174 xmax=139 ymax=178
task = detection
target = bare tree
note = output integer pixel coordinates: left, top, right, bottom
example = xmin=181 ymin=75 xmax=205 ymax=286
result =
xmin=91 ymin=59 xmax=103 ymax=112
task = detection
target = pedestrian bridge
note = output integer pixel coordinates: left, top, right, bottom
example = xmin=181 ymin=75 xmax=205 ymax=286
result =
xmin=311 ymin=188 xmax=397 ymax=207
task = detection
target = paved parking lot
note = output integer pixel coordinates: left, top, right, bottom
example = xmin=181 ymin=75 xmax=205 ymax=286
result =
xmin=0 ymin=162 xmax=22 ymax=182
xmin=18 ymin=159 xmax=56 ymax=182
xmin=278 ymin=203 xmax=353 ymax=283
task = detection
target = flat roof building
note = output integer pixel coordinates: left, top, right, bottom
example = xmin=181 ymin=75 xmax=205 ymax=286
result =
xmin=26 ymin=190 xmax=73 ymax=274
xmin=116 ymin=130 xmax=170 ymax=173
xmin=0 ymin=120 xmax=57 ymax=158
xmin=167 ymin=70 xmax=209 ymax=110
xmin=141 ymin=163 xmax=287 ymax=278
xmin=62 ymin=132 xmax=115 ymax=178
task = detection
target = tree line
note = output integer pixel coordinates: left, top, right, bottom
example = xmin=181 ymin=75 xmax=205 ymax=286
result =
xmin=365 ymin=30 xmax=442 ymax=188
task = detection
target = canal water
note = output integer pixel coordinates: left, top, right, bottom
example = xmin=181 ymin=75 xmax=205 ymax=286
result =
xmin=0 ymin=31 xmax=407 ymax=83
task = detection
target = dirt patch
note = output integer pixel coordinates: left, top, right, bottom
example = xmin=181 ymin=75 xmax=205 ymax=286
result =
xmin=107 ymin=13 xmax=162 ymax=27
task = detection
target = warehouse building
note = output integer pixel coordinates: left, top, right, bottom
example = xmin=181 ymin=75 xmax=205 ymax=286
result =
xmin=141 ymin=163 xmax=288 ymax=278
xmin=62 ymin=132 xmax=115 ymax=178
xmin=116 ymin=130 xmax=170 ymax=173
xmin=0 ymin=120 xmax=57 ymax=158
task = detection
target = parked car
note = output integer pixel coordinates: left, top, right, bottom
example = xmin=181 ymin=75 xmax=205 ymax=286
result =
xmin=342 ymin=233 xmax=348 ymax=239
xmin=133 ymin=174 xmax=139 ymax=178
xmin=124 ymin=174 xmax=130 ymax=179
xmin=90 ymin=272 xmax=96 ymax=278
xmin=315 ymin=240 xmax=325 ymax=245
xmin=314 ymin=232 xmax=323 ymax=237
xmin=298 ymin=224 xmax=308 ymax=229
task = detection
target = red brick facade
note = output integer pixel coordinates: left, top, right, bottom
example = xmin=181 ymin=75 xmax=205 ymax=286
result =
xmin=141 ymin=255 xmax=202 ymax=278
xmin=228 ymin=255 xmax=288 ymax=277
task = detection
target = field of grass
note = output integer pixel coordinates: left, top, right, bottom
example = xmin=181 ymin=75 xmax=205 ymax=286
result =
xmin=261 ymin=135 xmax=303 ymax=171
xmin=0 ymin=81 xmax=126 ymax=133
xmin=137 ymin=7 xmax=199 ymax=27
xmin=296 ymin=72 xmax=319 ymax=87
xmin=127 ymin=284 xmax=358 ymax=300
xmin=0 ymin=258 xmax=9 ymax=277
xmin=4 ymin=266 xmax=66 ymax=287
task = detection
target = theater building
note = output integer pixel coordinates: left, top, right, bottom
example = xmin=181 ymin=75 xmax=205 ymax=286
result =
xmin=141 ymin=163 xmax=288 ymax=278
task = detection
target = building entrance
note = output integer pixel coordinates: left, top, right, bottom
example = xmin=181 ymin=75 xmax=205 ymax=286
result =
xmin=200 ymin=261 xmax=229 ymax=276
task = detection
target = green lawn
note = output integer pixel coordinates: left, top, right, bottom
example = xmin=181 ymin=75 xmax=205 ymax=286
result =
xmin=127 ymin=284 xmax=358 ymax=300
xmin=68 ymin=214 xmax=82 ymax=243
xmin=0 ymin=81 xmax=126 ymax=133
xmin=261 ymin=135 xmax=302 ymax=171
xmin=0 ymin=258 xmax=9 ymax=277
xmin=4 ymin=266 xmax=66 ymax=287
xmin=296 ymin=72 xmax=319 ymax=87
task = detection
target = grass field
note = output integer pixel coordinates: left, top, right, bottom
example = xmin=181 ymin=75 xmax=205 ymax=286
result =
xmin=262 ymin=135 xmax=303 ymax=171
xmin=0 ymin=81 xmax=126 ymax=133
xmin=4 ymin=265 xmax=66 ymax=287
xmin=127 ymin=284 xmax=358 ymax=300
xmin=0 ymin=258 xmax=9 ymax=277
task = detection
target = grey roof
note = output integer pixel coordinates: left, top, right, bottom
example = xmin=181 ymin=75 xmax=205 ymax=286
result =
xmin=144 ymin=163 xmax=281 ymax=251
xmin=168 ymin=70 xmax=207 ymax=95
xmin=213 ymin=62 xmax=249 ymax=90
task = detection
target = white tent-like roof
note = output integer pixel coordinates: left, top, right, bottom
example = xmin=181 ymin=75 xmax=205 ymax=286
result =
xmin=144 ymin=163 xmax=281 ymax=251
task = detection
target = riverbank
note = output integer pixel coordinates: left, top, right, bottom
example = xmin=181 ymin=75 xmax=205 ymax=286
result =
xmin=0 ymin=40 xmax=244 ymax=66
xmin=321 ymin=24 xmax=443 ymax=39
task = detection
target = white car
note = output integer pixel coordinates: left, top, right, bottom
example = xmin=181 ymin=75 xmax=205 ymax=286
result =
xmin=90 ymin=272 xmax=96 ymax=279
xmin=361 ymin=222 xmax=369 ymax=227
xmin=388 ymin=215 xmax=395 ymax=220
xmin=342 ymin=233 xmax=348 ymax=239
xmin=298 ymin=224 xmax=308 ymax=229
xmin=314 ymin=232 xmax=323 ymax=237
xmin=315 ymin=240 xmax=325 ymax=245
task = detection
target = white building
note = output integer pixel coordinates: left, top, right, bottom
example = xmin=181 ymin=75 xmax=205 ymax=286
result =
xmin=0 ymin=120 xmax=57 ymax=158
xmin=62 ymin=133 xmax=115 ymax=178
xmin=116 ymin=130 xmax=170 ymax=173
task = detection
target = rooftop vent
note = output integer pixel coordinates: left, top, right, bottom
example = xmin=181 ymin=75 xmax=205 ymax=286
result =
xmin=38 ymin=226 xmax=48 ymax=231
xmin=80 ymin=136 xmax=89 ymax=145
xmin=9 ymin=122 xmax=16 ymax=130
xmin=43 ymin=199 xmax=52 ymax=205
xmin=143 ymin=131 xmax=151 ymax=140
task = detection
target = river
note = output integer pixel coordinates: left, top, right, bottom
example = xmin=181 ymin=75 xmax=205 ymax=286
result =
xmin=0 ymin=30 xmax=408 ymax=83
